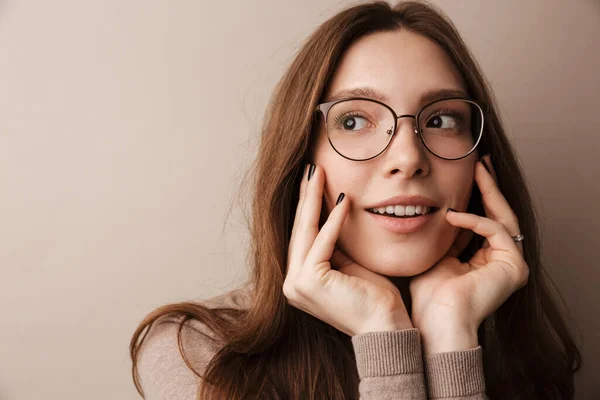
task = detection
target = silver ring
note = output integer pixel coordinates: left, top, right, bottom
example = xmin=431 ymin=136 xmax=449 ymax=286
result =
xmin=512 ymin=234 xmax=524 ymax=242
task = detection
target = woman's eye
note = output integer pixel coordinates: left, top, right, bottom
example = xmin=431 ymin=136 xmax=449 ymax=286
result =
xmin=426 ymin=114 xmax=459 ymax=129
xmin=337 ymin=114 xmax=370 ymax=131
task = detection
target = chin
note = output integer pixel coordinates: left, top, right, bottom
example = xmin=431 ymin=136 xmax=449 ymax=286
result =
xmin=349 ymin=244 xmax=443 ymax=277
xmin=350 ymin=251 xmax=440 ymax=277
xmin=366 ymin=260 xmax=433 ymax=277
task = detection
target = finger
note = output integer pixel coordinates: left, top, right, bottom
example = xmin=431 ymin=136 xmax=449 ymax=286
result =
xmin=290 ymin=164 xmax=312 ymax=242
xmin=475 ymin=160 xmax=523 ymax=253
xmin=446 ymin=209 xmax=519 ymax=252
xmin=298 ymin=163 xmax=312 ymax=209
xmin=483 ymin=235 xmax=522 ymax=253
xmin=445 ymin=209 xmax=527 ymax=283
xmin=288 ymin=165 xmax=326 ymax=272
xmin=288 ymin=164 xmax=311 ymax=280
xmin=304 ymin=193 xmax=349 ymax=275
xmin=476 ymin=160 xmax=517 ymax=225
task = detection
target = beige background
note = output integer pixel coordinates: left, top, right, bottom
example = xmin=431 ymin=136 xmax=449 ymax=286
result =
xmin=0 ymin=0 xmax=598 ymax=399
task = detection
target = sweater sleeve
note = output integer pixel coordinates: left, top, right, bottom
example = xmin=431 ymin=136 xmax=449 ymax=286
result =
xmin=351 ymin=328 xmax=427 ymax=399
xmin=351 ymin=329 xmax=488 ymax=400
xmin=424 ymin=346 xmax=488 ymax=399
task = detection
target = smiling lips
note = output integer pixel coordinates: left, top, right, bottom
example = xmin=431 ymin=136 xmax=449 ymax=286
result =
xmin=365 ymin=194 xmax=441 ymax=219
xmin=366 ymin=206 xmax=439 ymax=233
xmin=368 ymin=204 xmax=437 ymax=218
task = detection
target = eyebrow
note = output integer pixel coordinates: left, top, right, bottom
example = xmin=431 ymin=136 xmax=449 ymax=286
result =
xmin=325 ymin=86 xmax=470 ymax=105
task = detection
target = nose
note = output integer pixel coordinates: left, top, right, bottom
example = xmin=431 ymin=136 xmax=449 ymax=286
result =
xmin=381 ymin=115 xmax=430 ymax=178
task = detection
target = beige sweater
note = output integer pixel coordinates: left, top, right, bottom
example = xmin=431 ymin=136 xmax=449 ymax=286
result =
xmin=136 ymin=284 xmax=487 ymax=399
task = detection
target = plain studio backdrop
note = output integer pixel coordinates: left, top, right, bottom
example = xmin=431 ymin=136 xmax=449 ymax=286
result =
xmin=0 ymin=0 xmax=598 ymax=399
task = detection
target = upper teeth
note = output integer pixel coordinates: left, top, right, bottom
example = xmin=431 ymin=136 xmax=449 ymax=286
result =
xmin=369 ymin=205 xmax=433 ymax=216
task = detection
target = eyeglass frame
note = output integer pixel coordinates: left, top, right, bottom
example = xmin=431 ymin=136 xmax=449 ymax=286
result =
xmin=314 ymin=96 xmax=488 ymax=161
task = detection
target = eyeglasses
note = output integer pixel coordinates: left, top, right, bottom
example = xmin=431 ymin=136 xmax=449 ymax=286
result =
xmin=314 ymin=97 xmax=486 ymax=161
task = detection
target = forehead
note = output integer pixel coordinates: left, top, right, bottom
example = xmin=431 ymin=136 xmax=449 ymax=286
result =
xmin=324 ymin=30 xmax=467 ymax=107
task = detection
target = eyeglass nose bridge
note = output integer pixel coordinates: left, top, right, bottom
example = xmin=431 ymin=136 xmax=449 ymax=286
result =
xmin=385 ymin=114 xmax=419 ymax=136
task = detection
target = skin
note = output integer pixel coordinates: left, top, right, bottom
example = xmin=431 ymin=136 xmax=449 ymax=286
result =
xmin=312 ymin=30 xmax=477 ymax=277
xmin=283 ymin=29 xmax=529 ymax=356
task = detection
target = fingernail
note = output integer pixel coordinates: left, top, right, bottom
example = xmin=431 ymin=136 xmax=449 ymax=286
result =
xmin=307 ymin=164 xmax=316 ymax=181
xmin=447 ymin=207 xmax=457 ymax=213
xmin=336 ymin=192 xmax=345 ymax=205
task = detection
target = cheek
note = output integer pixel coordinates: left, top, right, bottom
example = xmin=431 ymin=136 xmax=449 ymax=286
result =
xmin=312 ymin=132 xmax=366 ymax=213
xmin=456 ymin=170 xmax=476 ymax=209
xmin=321 ymin=165 xmax=367 ymax=214
xmin=450 ymin=178 xmax=474 ymax=209
xmin=438 ymin=160 xmax=476 ymax=208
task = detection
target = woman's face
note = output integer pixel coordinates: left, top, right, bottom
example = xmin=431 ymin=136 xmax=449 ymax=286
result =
xmin=312 ymin=29 xmax=478 ymax=277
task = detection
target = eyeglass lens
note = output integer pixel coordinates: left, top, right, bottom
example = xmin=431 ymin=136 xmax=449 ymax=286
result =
xmin=326 ymin=99 xmax=483 ymax=160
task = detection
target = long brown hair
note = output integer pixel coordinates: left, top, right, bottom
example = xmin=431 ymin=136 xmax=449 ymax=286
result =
xmin=130 ymin=1 xmax=582 ymax=398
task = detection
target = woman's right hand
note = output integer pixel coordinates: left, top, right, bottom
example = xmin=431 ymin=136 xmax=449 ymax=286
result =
xmin=282 ymin=164 xmax=413 ymax=337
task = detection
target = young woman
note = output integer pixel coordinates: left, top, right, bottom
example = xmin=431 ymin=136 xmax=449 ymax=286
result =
xmin=129 ymin=1 xmax=582 ymax=399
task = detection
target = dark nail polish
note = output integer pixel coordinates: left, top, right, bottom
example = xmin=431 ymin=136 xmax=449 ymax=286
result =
xmin=336 ymin=192 xmax=345 ymax=205
xmin=447 ymin=208 xmax=457 ymax=213
xmin=307 ymin=164 xmax=316 ymax=181
xmin=480 ymin=158 xmax=491 ymax=174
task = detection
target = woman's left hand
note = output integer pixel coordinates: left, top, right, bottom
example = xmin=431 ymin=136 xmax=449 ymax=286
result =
xmin=409 ymin=155 xmax=529 ymax=355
